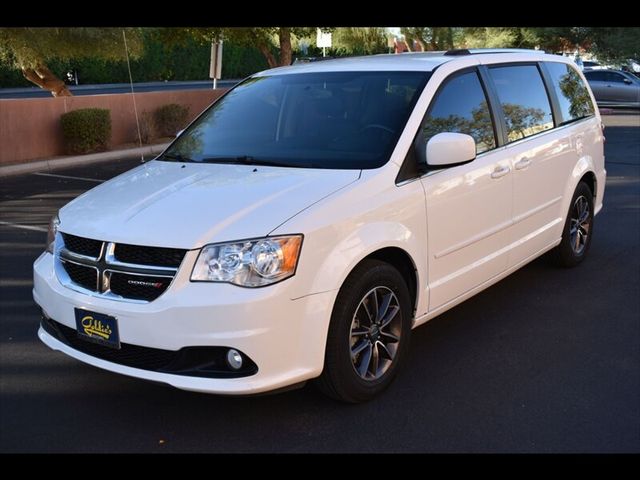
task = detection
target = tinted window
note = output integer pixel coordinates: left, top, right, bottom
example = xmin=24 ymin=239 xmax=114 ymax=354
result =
xmin=586 ymin=70 xmax=630 ymax=83
xmin=545 ymin=62 xmax=595 ymax=125
xmin=604 ymin=71 xmax=626 ymax=83
xmin=162 ymin=71 xmax=429 ymax=170
xmin=623 ymin=72 xmax=640 ymax=84
xmin=584 ymin=70 xmax=607 ymax=81
xmin=419 ymin=71 xmax=496 ymax=157
xmin=489 ymin=65 xmax=554 ymax=142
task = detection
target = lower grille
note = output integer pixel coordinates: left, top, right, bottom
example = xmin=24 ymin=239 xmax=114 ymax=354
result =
xmin=109 ymin=272 xmax=172 ymax=301
xmin=41 ymin=316 xmax=258 ymax=378
xmin=61 ymin=260 xmax=97 ymax=291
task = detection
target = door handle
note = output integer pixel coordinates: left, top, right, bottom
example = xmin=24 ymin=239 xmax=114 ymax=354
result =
xmin=491 ymin=165 xmax=510 ymax=179
xmin=515 ymin=158 xmax=532 ymax=170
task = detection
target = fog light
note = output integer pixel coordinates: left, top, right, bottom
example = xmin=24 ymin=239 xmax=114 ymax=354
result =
xmin=226 ymin=349 xmax=243 ymax=370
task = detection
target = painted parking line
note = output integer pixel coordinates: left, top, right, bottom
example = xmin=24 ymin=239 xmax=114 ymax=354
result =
xmin=0 ymin=221 xmax=48 ymax=232
xmin=0 ymin=278 xmax=34 ymax=287
xmin=33 ymin=172 xmax=104 ymax=183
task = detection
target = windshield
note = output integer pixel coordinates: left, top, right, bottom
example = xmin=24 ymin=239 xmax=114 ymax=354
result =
xmin=161 ymin=71 xmax=431 ymax=169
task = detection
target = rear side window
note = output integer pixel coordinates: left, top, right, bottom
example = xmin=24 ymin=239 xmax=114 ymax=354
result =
xmin=419 ymin=71 xmax=496 ymax=156
xmin=545 ymin=62 xmax=595 ymax=125
xmin=584 ymin=71 xmax=607 ymax=82
xmin=585 ymin=70 xmax=628 ymax=83
xmin=489 ymin=65 xmax=554 ymax=143
xmin=602 ymin=71 xmax=627 ymax=83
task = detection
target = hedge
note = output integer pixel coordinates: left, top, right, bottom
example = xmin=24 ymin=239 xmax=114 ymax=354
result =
xmin=153 ymin=104 xmax=189 ymax=137
xmin=60 ymin=108 xmax=111 ymax=154
xmin=0 ymin=36 xmax=270 ymax=88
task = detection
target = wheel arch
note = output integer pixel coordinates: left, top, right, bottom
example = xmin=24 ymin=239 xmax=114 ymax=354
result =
xmin=359 ymin=247 xmax=419 ymax=317
xmin=560 ymin=156 xmax=598 ymax=225
xmin=580 ymin=170 xmax=597 ymax=198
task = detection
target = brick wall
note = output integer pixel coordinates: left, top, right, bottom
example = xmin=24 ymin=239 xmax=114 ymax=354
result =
xmin=0 ymin=89 xmax=226 ymax=165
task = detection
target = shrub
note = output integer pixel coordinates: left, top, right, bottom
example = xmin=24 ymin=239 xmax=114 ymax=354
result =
xmin=60 ymin=108 xmax=111 ymax=154
xmin=137 ymin=111 xmax=157 ymax=144
xmin=153 ymin=103 xmax=189 ymax=137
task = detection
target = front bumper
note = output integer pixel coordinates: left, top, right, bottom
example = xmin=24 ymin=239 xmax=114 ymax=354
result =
xmin=33 ymin=252 xmax=336 ymax=395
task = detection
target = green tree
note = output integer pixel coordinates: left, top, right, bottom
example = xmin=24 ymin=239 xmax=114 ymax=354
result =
xmin=552 ymin=27 xmax=640 ymax=63
xmin=333 ymin=28 xmax=388 ymax=55
xmin=529 ymin=27 xmax=591 ymax=53
xmin=0 ymin=28 xmax=142 ymax=96
xmin=558 ymin=67 xmax=594 ymax=119
xmin=501 ymin=103 xmax=547 ymax=141
xmin=421 ymin=101 xmax=495 ymax=152
xmin=458 ymin=27 xmax=541 ymax=49
xmin=464 ymin=27 xmax=639 ymax=63
xmin=161 ymin=27 xmax=329 ymax=69
xmin=421 ymin=101 xmax=548 ymax=149
xmin=400 ymin=28 xmax=458 ymax=51
xmin=572 ymin=27 xmax=639 ymax=63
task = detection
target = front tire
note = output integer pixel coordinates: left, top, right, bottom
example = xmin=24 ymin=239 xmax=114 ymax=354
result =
xmin=316 ymin=259 xmax=413 ymax=403
xmin=551 ymin=181 xmax=594 ymax=268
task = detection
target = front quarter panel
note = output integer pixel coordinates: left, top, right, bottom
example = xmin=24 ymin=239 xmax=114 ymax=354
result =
xmin=271 ymin=165 xmax=429 ymax=317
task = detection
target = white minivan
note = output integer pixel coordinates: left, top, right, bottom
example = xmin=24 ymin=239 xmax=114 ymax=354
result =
xmin=34 ymin=49 xmax=606 ymax=402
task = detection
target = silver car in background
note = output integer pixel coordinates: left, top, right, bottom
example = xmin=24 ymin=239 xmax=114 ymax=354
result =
xmin=584 ymin=69 xmax=640 ymax=108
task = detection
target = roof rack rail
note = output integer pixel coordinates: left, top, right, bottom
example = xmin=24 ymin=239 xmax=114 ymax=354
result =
xmin=444 ymin=48 xmax=545 ymax=56
xmin=444 ymin=49 xmax=471 ymax=56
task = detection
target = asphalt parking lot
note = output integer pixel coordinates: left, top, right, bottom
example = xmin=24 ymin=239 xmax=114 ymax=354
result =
xmin=1 ymin=113 xmax=638 ymax=453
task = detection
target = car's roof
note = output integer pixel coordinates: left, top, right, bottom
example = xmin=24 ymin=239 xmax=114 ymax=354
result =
xmin=584 ymin=68 xmax=627 ymax=72
xmin=254 ymin=49 xmax=562 ymax=76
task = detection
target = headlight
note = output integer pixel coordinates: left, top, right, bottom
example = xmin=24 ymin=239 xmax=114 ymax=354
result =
xmin=191 ymin=235 xmax=303 ymax=287
xmin=46 ymin=214 xmax=60 ymax=254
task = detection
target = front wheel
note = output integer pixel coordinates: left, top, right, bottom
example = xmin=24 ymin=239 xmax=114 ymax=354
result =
xmin=316 ymin=259 xmax=413 ymax=403
xmin=551 ymin=181 xmax=594 ymax=268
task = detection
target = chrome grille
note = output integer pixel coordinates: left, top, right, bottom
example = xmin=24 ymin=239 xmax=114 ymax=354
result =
xmin=61 ymin=233 xmax=103 ymax=258
xmin=56 ymin=233 xmax=187 ymax=303
xmin=61 ymin=259 xmax=98 ymax=291
xmin=114 ymin=243 xmax=185 ymax=268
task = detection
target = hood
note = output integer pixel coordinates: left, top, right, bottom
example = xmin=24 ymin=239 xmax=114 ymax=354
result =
xmin=59 ymin=160 xmax=360 ymax=248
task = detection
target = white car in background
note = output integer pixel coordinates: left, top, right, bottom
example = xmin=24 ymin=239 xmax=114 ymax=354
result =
xmin=34 ymin=49 xmax=606 ymax=402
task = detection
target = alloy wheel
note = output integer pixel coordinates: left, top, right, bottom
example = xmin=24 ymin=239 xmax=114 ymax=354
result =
xmin=569 ymin=195 xmax=591 ymax=255
xmin=349 ymin=286 xmax=402 ymax=381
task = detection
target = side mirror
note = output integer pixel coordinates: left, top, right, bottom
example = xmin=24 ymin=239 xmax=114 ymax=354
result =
xmin=623 ymin=78 xmax=632 ymax=85
xmin=426 ymin=132 xmax=476 ymax=167
xmin=176 ymin=129 xmax=185 ymax=137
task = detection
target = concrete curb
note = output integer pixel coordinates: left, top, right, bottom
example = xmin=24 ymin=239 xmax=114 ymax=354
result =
xmin=0 ymin=143 xmax=169 ymax=178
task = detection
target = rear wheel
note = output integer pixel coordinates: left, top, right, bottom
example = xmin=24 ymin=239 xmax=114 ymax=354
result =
xmin=316 ymin=259 xmax=413 ymax=403
xmin=551 ymin=181 xmax=594 ymax=267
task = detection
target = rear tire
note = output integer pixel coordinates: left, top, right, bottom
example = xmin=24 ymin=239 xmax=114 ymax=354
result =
xmin=316 ymin=259 xmax=413 ymax=403
xmin=551 ymin=181 xmax=594 ymax=268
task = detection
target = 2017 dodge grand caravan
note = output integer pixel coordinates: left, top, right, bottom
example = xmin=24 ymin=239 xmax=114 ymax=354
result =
xmin=34 ymin=49 xmax=606 ymax=402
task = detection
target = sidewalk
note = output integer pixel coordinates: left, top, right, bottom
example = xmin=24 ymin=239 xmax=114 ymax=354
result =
xmin=0 ymin=143 xmax=169 ymax=178
xmin=0 ymin=79 xmax=239 ymax=99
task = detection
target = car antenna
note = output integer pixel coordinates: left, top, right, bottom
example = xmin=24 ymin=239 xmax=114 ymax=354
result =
xmin=123 ymin=29 xmax=145 ymax=163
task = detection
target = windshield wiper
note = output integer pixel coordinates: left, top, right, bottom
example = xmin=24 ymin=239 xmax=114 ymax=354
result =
xmin=199 ymin=156 xmax=297 ymax=167
xmin=161 ymin=153 xmax=195 ymax=162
